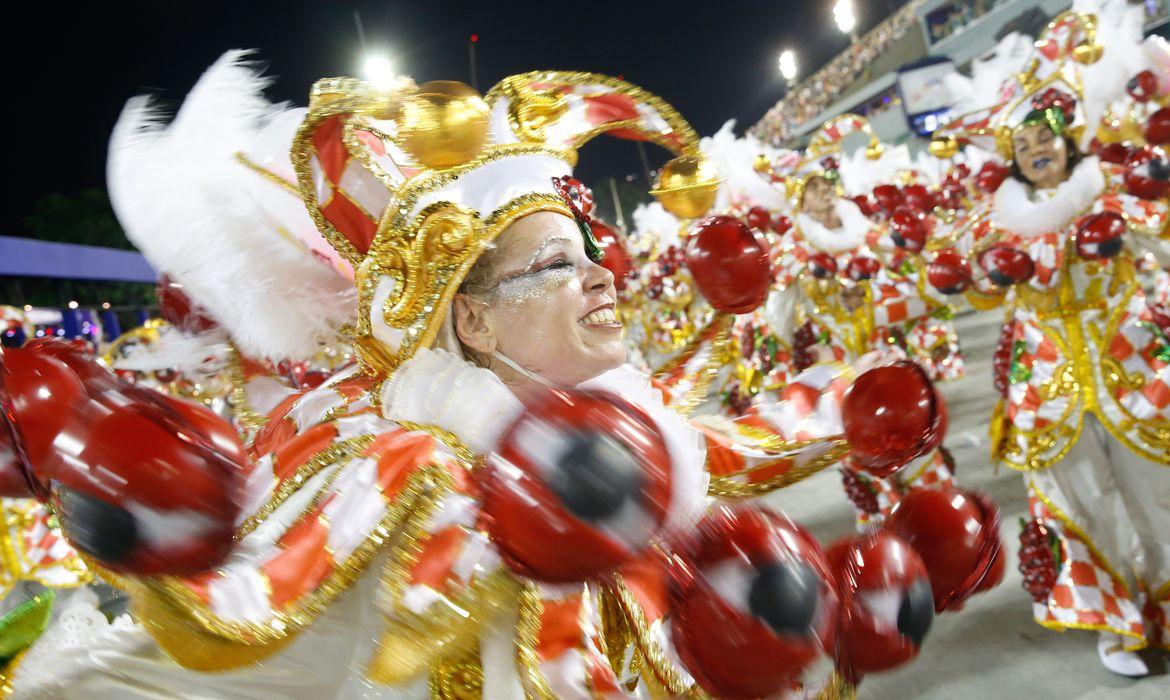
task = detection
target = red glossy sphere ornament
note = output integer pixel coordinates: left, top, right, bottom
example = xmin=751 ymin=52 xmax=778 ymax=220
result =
xmin=809 ymin=251 xmax=839 ymax=279
xmin=978 ymin=246 xmax=1035 ymax=287
xmin=0 ymin=430 xmax=33 ymax=497
xmin=901 ymin=184 xmax=937 ymax=213
xmin=156 ymin=274 xmax=219 ymax=334
xmin=1 ymin=341 xmax=246 ymax=575
xmin=590 ymin=219 xmax=632 ymax=292
xmin=927 ymin=249 xmax=973 ymax=294
xmin=889 ymin=206 xmax=928 ymax=253
xmin=1124 ymin=146 xmax=1170 ymax=200
xmin=1127 ymin=70 xmax=1158 ymax=102
xmin=871 ymin=185 xmax=904 ymax=214
xmin=840 ymin=361 xmax=945 ymax=478
xmin=826 ymin=532 xmax=933 ymax=676
xmin=1075 ymin=211 xmax=1126 ymax=260
xmin=974 ymin=162 xmax=1009 ymax=194
xmin=851 ymin=195 xmax=877 ymax=217
xmin=885 ymin=488 xmax=1004 ymax=612
xmin=669 ymin=505 xmax=838 ymax=698
xmin=846 ymin=256 xmax=881 ymax=282
xmin=1018 ymin=519 xmax=1059 ymax=604
xmin=1096 ymin=142 xmax=1133 ymax=165
xmin=773 ymin=214 xmax=794 ymax=237
xmin=481 ymin=389 xmax=673 ymax=583
xmin=1148 ymin=107 xmax=1170 ymax=146
xmin=745 ymin=205 xmax=773 ymax=232
xmin=684 ymin=215 xmax=772 ymax=313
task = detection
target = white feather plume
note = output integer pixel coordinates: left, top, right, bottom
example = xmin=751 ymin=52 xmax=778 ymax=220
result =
xmin=700 ymin=120 xmax=788 ymax=212
xmin=945 ymin=32 xmax=1035 ymax=116
xmin=1074 ymin=0 xmax=1149 ymax=149
xmin=838 ymin=143 xmax=912 ymax=196
xmin=108 ymin=50 xmax=357 ymax=361
xmin=629 ymin=202 xmax=683 ymax=255
xmin=113 ymin=327 xmax=230 ymax=374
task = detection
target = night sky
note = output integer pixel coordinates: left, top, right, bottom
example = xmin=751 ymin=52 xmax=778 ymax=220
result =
xmin=13 ymin=0 xmax=909 ymax=233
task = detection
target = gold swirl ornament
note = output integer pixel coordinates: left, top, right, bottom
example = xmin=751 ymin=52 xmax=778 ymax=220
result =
xmin=650 ymin=154 xmax=720 ymax=219
xmin=396 ymin=81 xmax=491 ymax=169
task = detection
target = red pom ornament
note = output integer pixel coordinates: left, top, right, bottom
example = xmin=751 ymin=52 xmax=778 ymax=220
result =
xmin=809 ymin=251 xmax=839 ymax=279
xmin=481 ymin=389 xmax=674 ymax=583
xmin=840 ymin=361 xmax=946 ymax=478
xmin=0 ymin=341 xmax=245 ymax=575
xmin=685 ymin=215 xmax=772 ymax=313
xmin=1095 ymin=141 xmax=1133 ymax=165
xmin=851 ymin=195 xmax=877 ymax=217
xmin=927 ymin=249 xmax=973 ymax=294
xmin=901 ymin=184 xmax=937 ymax=213
xmin=871 ymin=185 xmax=904 ymax=214
xmin=1124 ymin=146 xmax=1170 ymax=200
xmin=978 ymin=246 xmax=1035 ymax=287
xmin=1148 ymin=107 xmax=1170 ymax=146
xmin=889 ymin=206 xmax=928 ymax=253
xmin=745 ymin=205 xmax=773 ymax=232
xmin=974 ymin=162 xmax=1009 ymax=194
xmin=773 ymin=214 xmax=794 ymax=237
xmin=1018 ymin=518 xmax=1060 ymax=604
xmin=1075 ymin=211 xmax=1126 ymax=260
xmin=885 ymin=488 xmax=1004 ymax=611
xmin=1126 ymin=70 xmax=1158 ymax=103
xmin=846 ymin=256 xmax=881 ymax=282
xmin=827 ymin=532 xmax=933 ymax=677
xmin=669 ymin=505 xmax=838 ymax=698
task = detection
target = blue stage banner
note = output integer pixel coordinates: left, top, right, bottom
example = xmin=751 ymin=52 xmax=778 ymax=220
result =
xmin=0 ymin=236 xmax=156 ymax=283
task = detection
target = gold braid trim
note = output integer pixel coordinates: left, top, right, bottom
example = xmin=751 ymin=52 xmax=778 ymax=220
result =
xmin=706 ymin=440 xmax=851 ymax=499
xmin=224 ymin=343 xmax=268 ymax=431
xmin=516 ymin=583 xmax=557 ymax=700
xmin=608 ymin=575 xmax=704 ymax=698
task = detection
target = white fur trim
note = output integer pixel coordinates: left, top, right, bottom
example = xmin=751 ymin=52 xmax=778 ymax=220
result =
xmin=991 ymin=157 xmax=1105 ymax=238
xmin=796 ymin=198 xmax=872 ymax=254
xmin=701 ymin=120 xmax=788 ymax=212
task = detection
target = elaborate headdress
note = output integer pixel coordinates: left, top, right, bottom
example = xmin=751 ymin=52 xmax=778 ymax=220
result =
xmin=930 ymin=3 xmax=1152 ymax=160
xmin=762 ymin=114 xmax=884 ymax=206
xmin=291 ymin=71 xmax=718 ymax=374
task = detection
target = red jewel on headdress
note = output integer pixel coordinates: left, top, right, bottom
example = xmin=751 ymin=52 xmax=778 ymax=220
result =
xmin=820 ymin=156 xmax=839 ymax=172
xmin=551 ymin=176 xmax=595 ymax=219
xmin=1030 ymin=88 xmax=1076 ymax=123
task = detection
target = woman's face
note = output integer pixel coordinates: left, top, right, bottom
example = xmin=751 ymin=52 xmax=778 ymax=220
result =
xmin=1012 ymin=124 xmax=1070 ymax=189
xmin=457 ymin=211 xmax=625 ymax=388
xmin=801 ymin=176 xmax=838 ymax=218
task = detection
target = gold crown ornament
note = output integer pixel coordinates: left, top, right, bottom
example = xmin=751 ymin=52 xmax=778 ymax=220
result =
xmin=291 ymin=71 xmax=716 ymax=376
xmin=930 ymin=11 xmax=1104 ymax=161
xmin=768 ymin=114 xmax=882 ymax=207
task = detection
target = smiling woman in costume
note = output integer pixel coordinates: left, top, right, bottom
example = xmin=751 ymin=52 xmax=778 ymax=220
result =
xmin=0 ymin=53 xmax=969 ymax=698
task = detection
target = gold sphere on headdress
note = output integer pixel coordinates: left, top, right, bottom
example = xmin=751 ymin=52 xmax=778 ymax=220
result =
xmin=753 ymin=153 xmax=773 ymax=174
xmin=397 ymin=81 xmax=490 ymax=169
xmin=865 ymin=142 xmax=885 ymax=160
xmin=929 ymin=136 xmax=959 ymax=159
xmin=1072 ymin=41 xmax=1103 ymax=65
xmin=650 ymin=154 xmax=720 ymax=219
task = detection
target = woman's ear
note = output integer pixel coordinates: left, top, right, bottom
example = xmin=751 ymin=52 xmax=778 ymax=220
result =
xmin=453 ymin=294 xmax=497 ymax=354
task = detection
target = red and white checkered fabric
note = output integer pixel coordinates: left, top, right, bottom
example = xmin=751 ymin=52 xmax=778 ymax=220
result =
xmin=1027 ymin=485 xmax=1146 ymax=642
xmin=0 ymin=498 xmax=88 ymax=592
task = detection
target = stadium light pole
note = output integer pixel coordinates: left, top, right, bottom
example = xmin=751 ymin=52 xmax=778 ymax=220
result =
xmin=833 ymin=0 xmax=859 ymax=45
xmin=778 ymin=50 xmax=797 ymax=90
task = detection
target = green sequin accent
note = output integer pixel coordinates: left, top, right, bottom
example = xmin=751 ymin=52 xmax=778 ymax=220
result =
xmin=0 ymin=591 xmax=55 ymax=662
xmin=578 ymin=218 xmax=604 ymax=264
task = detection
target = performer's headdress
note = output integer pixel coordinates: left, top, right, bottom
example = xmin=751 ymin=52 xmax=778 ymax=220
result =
xmin=930 ymin=8 xmax=1127 ymax=161
xmin=762 ymin=114 xmax=884 ymax=207
xmin=291 ymin=71 xmax=717 ymax=375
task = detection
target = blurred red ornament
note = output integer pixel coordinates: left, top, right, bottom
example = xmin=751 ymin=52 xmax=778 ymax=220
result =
xmin=1095 ymin=141 xmax=1133 ymax=164
xmin=978 ymin=246 xmax=1035 ymax=287
xmin=1031 ymin=88 xmax=1076 ymax=123
xmin=827 ymin=532 xmax=933 ymax=677
xmin=1124 ymin=146 xmax=1170 ymax=200
xmin=885 ymin=488 xmax=1004 ymax=612
xmin=1018 ymin=519 xmax=1059 ymax=604
xmin=840 ymin=467 xmax=879 ymax=515
xmin=952 ymin=163 xmax=971 ymax=180
xmin=551 ymin=176 xmax=595 ymax=217
xmin=992 ymin=322 xmax=1015 ymax=399
xmin=851 ymin=195 xmax=877 ymax=217
xmin=889 ymin=206 xmax=928 ymax=253
xmin=809 ymin=251 xmax=839 ymax=279
xmin=0 ymin=341 xmax=245 ymax=575
xmin=481 ymin=389 xmax=673 ymax=583
xmin=927 ymin=249 xmax=973 ymax=294
xmin=746 ymin=205 xmax=773 ymax=232
xmin=773 ymin=214 xmax=794 ymax=237
xmin=0 ymin=429 xmax=33 ymax=497
xmin=846 ymin=256 xmax=881 ymax=282
xmin=901 ymin=184 xmax=937 ymax=213
xmin=1075 ymin=211 xmax=1126 ymax=260
xmin=685 ymin=215 xmax=772 ymax=313
xmin=841 ymin=361 xmax=945 ymax=478
xmin=670 ymin=505 xmax=838 ymax=698
xmin=871 ymin=185 xmax=904 ymax=214
xmin=156 ymin=274 xmax=218 ymax=334
xmin=1148 ymin=107 xmax=1170 ymax=146
xmin=1127 ymin=70 xmax=1158 ymax=103
xmin=974 ymin=162 xmax=1009 ymax=194
xmin=590 ymin=219 xmax=632 ymax=291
